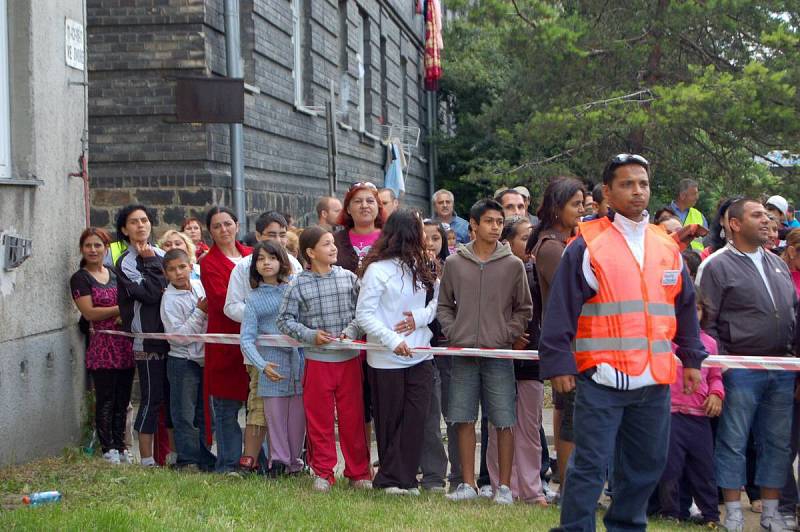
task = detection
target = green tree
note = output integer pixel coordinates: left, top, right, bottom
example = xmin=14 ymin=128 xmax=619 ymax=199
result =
xmin=437 ymin=0 xmax=800 ymax=216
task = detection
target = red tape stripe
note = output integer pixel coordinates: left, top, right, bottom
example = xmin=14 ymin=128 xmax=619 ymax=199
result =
xmin=94 ymin=330 xmax=800 ymax=371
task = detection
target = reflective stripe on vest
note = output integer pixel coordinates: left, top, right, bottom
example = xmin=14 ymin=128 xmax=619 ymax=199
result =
xmin=574 ymin=338 xmax=673 ymax=354
xmin=684 ymin=207 xmax=705 ymax=251
xmin=580 ymin=300 xmax=675 ymax=317
xmin=574 ymin=217 xmax=682 ymax=384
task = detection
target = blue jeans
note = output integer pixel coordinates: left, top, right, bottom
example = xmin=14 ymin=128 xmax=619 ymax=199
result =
xmin=558 ymin=375 xmax=670 ymax=532
xmin=166 ymin=357 xmax=216 ymax=470
xmin=446 ymin=357 xmax=516 ymax=428
xmin=715 ymin=369 xmax=794 ymax=490
xmin=210 ymin=396 xmax=243 ymax=473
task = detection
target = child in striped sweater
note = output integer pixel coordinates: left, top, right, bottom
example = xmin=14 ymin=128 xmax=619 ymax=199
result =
xmin=240 ymin=241 xmax=305 ymax=476
xmin=277 ymin=226 xmax=372 ymax=492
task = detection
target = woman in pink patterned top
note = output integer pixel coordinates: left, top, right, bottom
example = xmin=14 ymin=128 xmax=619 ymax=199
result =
xmin=333 ymin=182 xmax=385 ymax=274
xmin=332 ymin=182 xmax=386 ymax=468
xmin=70 ymin=227 xmax=135 ymax=465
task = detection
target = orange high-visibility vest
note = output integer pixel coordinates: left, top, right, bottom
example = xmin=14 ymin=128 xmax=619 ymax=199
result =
xmin=574 ymin=217 xmax=682 ymax=384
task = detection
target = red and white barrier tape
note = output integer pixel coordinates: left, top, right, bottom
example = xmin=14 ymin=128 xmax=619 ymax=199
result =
xmin=94 ymin=329 xmax=800 ymax=371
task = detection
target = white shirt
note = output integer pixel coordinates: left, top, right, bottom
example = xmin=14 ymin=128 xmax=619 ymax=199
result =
xmin=580 ymin=212 xmax=667 ymax=390
xmin=224 ymin=252 xmax=302 ymax=365
xmin=355 ymin=258 xmax=438 ymax=369
xmin=160 ymin=279 xmax=207 ymax=364
xmin=744 ymin=247 xmax=775 ymax=305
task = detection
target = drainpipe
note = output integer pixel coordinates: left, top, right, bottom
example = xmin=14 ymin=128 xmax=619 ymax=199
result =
xmin=224 ymin=0 xmax=246 ymax=237
xmin=426 ymin=91 xmax=437 ymax=217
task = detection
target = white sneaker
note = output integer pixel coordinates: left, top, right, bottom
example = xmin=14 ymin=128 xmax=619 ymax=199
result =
xmin=384 ymin=487 xmax=408 ymax=495
xmin=119 ymin=450 xmax=133 ymax=464
xmin=103 ymin=449 xmax=120 ymax=464
xmin=493 ymin=484 xmax=513 ymax=505
xmin=166 ymin=452 xmax=178 ymax=466
xmin=424 ymin=486 xmax=446 ymax=494
xmin=312 ymin=476 xmax=331 ymax=492
xmin=479 ymin=484 xmax=494 ymax=498
xmin=724 ymin=511 xmax=744 ymax=532
xmin=780 ymin=514 xmax=798 ymax=531
xmin=445 ymin=483 xmax=478 ymax=502
xmin=762 ymin=514 xmax=790 ymax=532
xmin=689 ymin=501 xmax=702 ymax=520
xmin=350 ymin=479 xmax=373 ymax=490
xmin=407 ymin=488 xmax=421 ymax=496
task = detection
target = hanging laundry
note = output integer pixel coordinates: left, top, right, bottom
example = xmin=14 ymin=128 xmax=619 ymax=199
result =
xmin=384 ymin=142 xmax=405 ymax=196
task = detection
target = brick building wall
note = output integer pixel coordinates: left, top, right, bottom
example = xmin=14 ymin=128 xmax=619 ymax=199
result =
xmin=87 ymin=0 xmax=432 ymax=233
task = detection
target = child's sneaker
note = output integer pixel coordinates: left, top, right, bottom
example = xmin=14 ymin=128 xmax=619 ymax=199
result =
xmin=780 ymin=513 xmax=798 ymax=531
xmin=384 ymin=487 xmax=407 ymax=495
xmin=493 ymin=485 xmax=513 ymax=505
xmin=479 ymin=484 xmax=493 ymax=498
xmin=761 ymin=513 xmax=789 ymax=531
xmin=103 ymin=449 xmax=120 ymax=464
xmin=140 ymin=456 xmax=157 ymax=468
xmin=445 ymin=483 xmax=478 ymax=502
xmin=119 ymin=449 xmax=134 ymax=464
xmin=406 ymin=487 xmax=420 ymax=496
xmin=313 ymin=476 xmax=331 ymax=492
xmin=350 ymin=479 xmax=373 ymax=490
xmin=723 ymin=511 xmax=744 ymax=532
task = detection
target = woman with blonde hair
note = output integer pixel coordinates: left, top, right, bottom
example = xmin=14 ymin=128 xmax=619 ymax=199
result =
xmin=159 ymin=230 xmax=199 ymax=278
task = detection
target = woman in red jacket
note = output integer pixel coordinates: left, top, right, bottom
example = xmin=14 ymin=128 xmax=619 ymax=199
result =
xmin=201 ymin=206 xmax=252 ymax=473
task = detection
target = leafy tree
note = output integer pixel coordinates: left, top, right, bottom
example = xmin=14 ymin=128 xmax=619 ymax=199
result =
xmin=437 ymin=0 xmax=800 ymax=216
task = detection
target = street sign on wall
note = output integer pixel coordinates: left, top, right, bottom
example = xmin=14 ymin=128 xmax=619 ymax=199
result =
xmin=65 ymin=18 xmax=85 ymax=71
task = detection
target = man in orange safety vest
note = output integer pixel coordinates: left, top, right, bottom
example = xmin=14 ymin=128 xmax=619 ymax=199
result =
xmin=539 ymin=154 xmax=707 ymax=532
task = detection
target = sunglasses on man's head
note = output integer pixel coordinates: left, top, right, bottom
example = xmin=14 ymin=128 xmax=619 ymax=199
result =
xmin=350 ymin=181 xmax=378 ymax=191
xmin=610 ymin=153 xmax=650 ymax=167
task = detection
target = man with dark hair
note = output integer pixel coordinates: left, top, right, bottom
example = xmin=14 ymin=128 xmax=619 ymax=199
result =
xmin=697 ymin=198 xmax=797 ymax=532
xmin=438 ymin=198 xmax=533 ymax=504
xmin=540 ymin=154 xmax=706 ymax=531
xmin=378 ymin=188 xmax=400 ymax=219
xmin=496 ymin=189 xmax=528 ymax=220
xmin=316 ymin=196 xmax=343 ymax=232
xmin=582 ymin=184 xmax=609 ymax=222
xmin=223 ymin=210 xmax=302 ymax=472
xmin=669 ymin=178 xmax=707 ymax=251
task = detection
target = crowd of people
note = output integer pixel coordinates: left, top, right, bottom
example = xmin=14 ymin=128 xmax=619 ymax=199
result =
xmin=69 ymin=156 xmax=800 ymax=531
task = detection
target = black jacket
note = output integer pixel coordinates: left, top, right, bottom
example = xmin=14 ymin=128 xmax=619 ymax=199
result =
xmin=115 ymin=250 xmax=169 ymax=354
xmin=698 ymin=244 xmax=797 ymax=356
xmin=333 ymin=229 xmax=360 ymax=274
xmin=514 ymin=261 xmax=541 ymax=380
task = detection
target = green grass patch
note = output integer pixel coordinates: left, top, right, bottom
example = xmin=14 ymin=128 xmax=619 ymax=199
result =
xmin=0 ymin=454 xmax=705 ymax=530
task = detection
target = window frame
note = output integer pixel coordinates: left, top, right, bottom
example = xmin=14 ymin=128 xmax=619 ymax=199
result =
xmin=357 ymin=14 xmax=365 ymax=132
xmin=291 ymin=0 xmax=303 ymax=108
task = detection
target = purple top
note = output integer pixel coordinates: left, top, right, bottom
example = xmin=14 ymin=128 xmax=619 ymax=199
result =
xmin=70 ymin=269 xmax=134 ymax=370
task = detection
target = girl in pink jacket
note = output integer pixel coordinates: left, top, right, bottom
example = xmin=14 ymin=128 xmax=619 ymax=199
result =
xmin=657 ymin=298 xmax=724 ymax=526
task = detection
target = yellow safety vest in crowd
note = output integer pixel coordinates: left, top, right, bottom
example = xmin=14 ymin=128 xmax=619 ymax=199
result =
xmin=684 ymin=207 xmax=705 ymax=251
xmin=110 ymin=240 xmax=128 ymax=267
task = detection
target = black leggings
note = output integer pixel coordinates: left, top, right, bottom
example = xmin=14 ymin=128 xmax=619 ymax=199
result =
xmin=91 ymin=368 xmax=135 ymax=453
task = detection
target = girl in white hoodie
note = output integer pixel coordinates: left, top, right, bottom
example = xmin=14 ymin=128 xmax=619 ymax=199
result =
xmin=356 ymin=210 xmax=439 ymax=495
